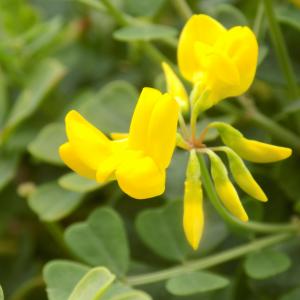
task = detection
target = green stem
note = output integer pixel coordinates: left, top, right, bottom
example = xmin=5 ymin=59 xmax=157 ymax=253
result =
xmin=171 ymin=0 xmax=193 ymax=21
xmin=249 ymin=109 xmax=300 ymax=152
xmin=127 ymin=232 xmax=293 ymax=286
xmin=44 ymin=222 xmax=73 ymax=258
xmin=140 ymin=42 xmax=172 ymax=66
xmin=263 ymin=0 xmax=299 ymax=100
xmin=198 ymin=154 xmax=299 ymax=233
xmin=253 ymin=0 xmax=265 ymax=39
xmin=100 ymin=0 xmax=129 ymax=26
xmin=10 ymin=276 xmax=44 ymax=300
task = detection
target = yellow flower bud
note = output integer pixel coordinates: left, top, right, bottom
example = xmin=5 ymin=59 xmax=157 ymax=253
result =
xmin=183 ymin=150 xmax=204 ymax=250
xmin=162 ymin=62 xmax=189 ymax=112
xmin=223 ymin=147 xmax=267 ymax=202
xmin=210 ymin=122 xmax=292 ymax=163
xmin=208 ymin=150 xmax=248 ymax=222
xmin=178 ymin=14 xmax=258 ymax=109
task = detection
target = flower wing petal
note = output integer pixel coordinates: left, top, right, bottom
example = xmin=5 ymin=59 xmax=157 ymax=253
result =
xmin=146 ymin=93 xmax=179 ymax=169
xmin=59 ymin=143 xmax=96 ymax=179
xmin=116 ymin=156 xmax=165 ymax=199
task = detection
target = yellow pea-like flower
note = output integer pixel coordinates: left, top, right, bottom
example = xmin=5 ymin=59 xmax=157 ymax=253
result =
xmin=210 ymin=122 xmax=292 ymax=163
xmin=223 ymin=147 xmax=267 ymax=202
xmin=59 ymin=87 xmax=179 ymax=199
xmin=183 ymin=150 xmax=204 ymax=250
xmin=162 ymin=62 xmax=189 ymax=112
xmin=178 ymin=14 xmax=258 ymax=109
xmin=207 ymin=150 xmax=248 ymax=222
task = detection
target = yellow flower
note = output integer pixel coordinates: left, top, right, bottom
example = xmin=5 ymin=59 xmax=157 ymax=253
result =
xmin=183 ymin=150 xmax=204 ymax=250
xmin=178 ymin=14 xmax=258 ymax=109
xmin=59 ymin=87 xmax=179 ymax=199
xmin=161 ymin=62 xmax=189 ymax=112
xmin=208 ymin=150 xmax=248 ymax=222
xmin=210 ymin=122 xmax=292 ymax=163
xmin=223 ymin=147 xmax=267 ymax=202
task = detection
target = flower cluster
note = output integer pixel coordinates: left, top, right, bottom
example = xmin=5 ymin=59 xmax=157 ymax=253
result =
xmin=60 ymin=14 xmax=292 ymax=250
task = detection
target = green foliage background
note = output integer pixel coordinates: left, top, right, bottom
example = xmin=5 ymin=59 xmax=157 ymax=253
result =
xmin=0 ymin=0 xmax=300 ymax=299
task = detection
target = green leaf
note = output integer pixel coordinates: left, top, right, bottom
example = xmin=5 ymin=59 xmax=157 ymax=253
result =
xmin=77 ymin=0 xmax=106 ymax=11
xmin=166 ymin=271 xmax=229 ymax=296
xmin=79 ymin=81 xmax=138 ymax=133
xmin=69 ymin=267 xmax=115 ymax=300
xmin=19 ymin=17 xmax=63 ymax=59
xmin=28 ymin=181 xmax=84 ymax=221
xmin=280 ymin=287 xmax=300 ymax=300
xmin=214 ymin=4 xmax=248 ymax=28
xmin=123 ymin=0 xmax=166 ymax=16
xmin=101 ymin=283 xmax=152 ymax=300
xmin=136 ymin=200 xmax=228 ymax=261
xmin=4 ymin=58 xmax=66 ymax=136
xmin=0 ymin=153 xmax=19 ymax=191
xmin=0 ymin=285 xmax=3 ymax=300
xmin=277 ymin=5 xmax=300 ymax=32
xmin=136 ymin=201 xmax=190 ymax=262
xmin=113 ymin=25 xmax=177 ymax=42
xmin=58 ymin=173 xmax=103 ymax=193
xmin=43 ymin=260 xmax=90 ymax=300
xmin=65 ymin=207 xmax=129 ymax=276
xmin=244 ymin=249 xmax=291 ymax=279
xmin=28 ymin=123 xmax=66 ymax=165
xmin=165 ymin=150 xmax=188 ymax=199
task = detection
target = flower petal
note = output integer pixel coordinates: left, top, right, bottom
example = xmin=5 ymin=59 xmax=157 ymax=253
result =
xmin=146 ymin=93 xmax=179 ymax=169
xmin=162 ymin=62 xmax=189 ymax=112
xmin=128 ymin=87 xmax=162 ymax=152
xmin=116 ymin=155 xmax=165 ymax=199
xmin=65 ymin=110 xmax=112 ymax=170
xmin=225 ymin=149 xmax=267 ymax=201
xmin=178 ymin=14 xmax=226 ymax=82
xmin=59 ymin=143 xmax=96 ymax=179
xmin=208 ymin=150 xmax=248 ymax=222
xmin=183 ymin=180 xmax=204 ymax=250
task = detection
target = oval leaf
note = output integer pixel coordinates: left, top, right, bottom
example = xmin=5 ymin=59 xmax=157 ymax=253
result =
xmin=4 ymin=59 xmax=66 ymax=136
xmin=65 ymin=207 xmax=129 ymax=276
xmin=28 ymin=181 xmax=84 ymax=221
xmin=69 ymin=267 xmax=115 ymax=300
xmin=244 ymin=249 xmax=291 ymax=279
xmin=166 ymin=271 xmax=229 ymax=296
xmin=43 ymin=260 xmax=90 ymax=300
xmin=58 ymin=173 xmax=103 ymax=193
xmin=79 ymin=81 xmax=138 ymax=133
xmin=113 ymin=25 xmax=177 ymax=42
xmin=28 ymin=123 xmax=66 ymax=165
xmin=136 ymin=201 xmax=190 ymax=262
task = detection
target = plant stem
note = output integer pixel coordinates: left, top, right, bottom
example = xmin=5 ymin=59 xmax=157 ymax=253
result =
xmin=127 ymin=232 xmax=293 ymax=286
xmin=197 ymin=154 xmax=299 ymax=233
xmin=100 ymin=0 xmax=129 ymax=26
xmin=10 ymin=276 xmax=44 ymax=300
xmin=263 ymin=0 xmax=299 ymax=101
xmin=253 ymin=0 xmax=265 ymax=39
xmin=44 ymin=222 xmax=73 ymax=258
xmin=249 ymin=109 xmax=300 ymax=152
xmin=171 ymin=0 xmax=193 ymax=21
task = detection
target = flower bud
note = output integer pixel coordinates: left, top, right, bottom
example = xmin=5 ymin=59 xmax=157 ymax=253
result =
xmin=207 ymin=150 xmax=248 ymax=222
xmin=210 ymin=122 xmax=292 ymax=163
xmin=223 ymin=147 xmax=267 ymax=202
xmin=183 ymin=150 xmax=204 ymax=250
xmin=162 ymin=62 xmax=189 ymax=112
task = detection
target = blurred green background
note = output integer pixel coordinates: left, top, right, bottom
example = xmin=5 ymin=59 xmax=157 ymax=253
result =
xmin=1 ymin=0 xmax=300 ymax=299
